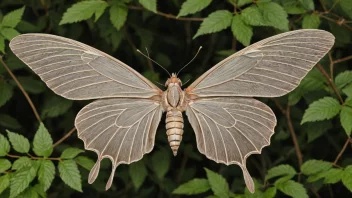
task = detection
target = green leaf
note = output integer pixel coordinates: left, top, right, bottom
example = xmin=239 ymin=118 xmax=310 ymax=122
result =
xmin=0 ymin=174 xmax=10 ymax=195
xmin=110 ymin=4 xmax=128 ymax=31
xmin=263 ymin=187 xmax=277 ymax=198
xmin=0 ymin=35 xmax=4 ymax=53
xmin=0 ymin=133 xmax=10 ymax=156
xmin=231 ymin=14 xmax=252 ymax=46
xmin=16 ymin=187 xmax=39 ymax=198
xmin=38 ymin=160 xmax=55 ymax=191
xmin=241 ymin=6 xmax=265 ymax=26
xmin=177 ymin=0 xmax=212 ymax=17
xmin=340 ymin=0 xmax=352 ymax=19
xmin=340 ymin=105 xmax=352 ymax=136
xmin=61 ymin=147 xmax=84 ymax=159
xmin=237 ymin=0 xmax=252 ymax=7
xmin=0 ymin=81 xmax=13 ymax=108
xmin=324 ymin=168 xmax=343 ymax=184
xmin=12 ymin=156 xmax=31 ymax=170
xmin=41 ymin=94 xmax=73 ymax=119
xmin=14 ymin=76 xmax=46 ymax=94
xmin=193 ymin=10 xmax=232 ymax=38
xmin=0 ymin=114 xmax=21 ymax=129
xmin=335 ymin=71 xmax=352 ymax=89
xmin=1 ymin=6 xmax=25 ymax=28
xmin=139 ymin=0 xmax=157 ymax=13
xmin=58 ymin=160 xmax=82 ymax=192
xmin=257 ymin=2 xmax=289 ymax=31
xmin=302 ymin=14 xmax=320 ymax=29
xmin=204 ymin=168 xmax=229 ymax=198
xmin=282 ymin=0 xmax=305 ymax=14
xmin=7 ymin=130 xmax=30 ymax=153
xmin=299 ymin=0 xmax=314 ymax=10
xmin=266 ymin=164 xmax=297 ymax=180
xmin=0 ymin=28 xmax=20 ymax=40
xmin=151 ymin=149 xmax=170 ymax=180
xmin=173 ymin=178 xmax=210 ymax=195
xmin=301 ymin=160 xmax=332 ymax=175
xmin=342 ymin=165 xmax=352 ymax=192
xmin=277 ymin=180 xmax=308 ymax=198
xmin=75 ymin=156 xmax=95 ymax=170
xmin=301 ymin=97 xmax=341 ymax=124
xmin=0 ymin=159 xmax=11 ymax=173
xmin=33 ymin=123 xmax=53 ymax=157
xmin=32 ymin=184 xmax=45 ymax=198
xmin=129 ymin=160 xmax=147 ymax=190
xmin=305 ymin=121 xmax=332 ymax=142
xmin=343 ymin=83 xmax=352 ymax=97
xmin=59 ymin=1 xmax=109 ymax=25
xmin=10 ymin=166 xmax=37 ymax=198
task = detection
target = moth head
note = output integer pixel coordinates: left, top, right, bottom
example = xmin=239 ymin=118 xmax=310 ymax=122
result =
xmin=165 ymin=73 xmax=182 ymax=87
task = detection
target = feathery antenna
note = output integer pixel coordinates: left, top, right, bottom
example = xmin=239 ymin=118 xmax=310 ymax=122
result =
xmin=177 ymin=46 xmax=202 ymax=76
xmin=137 ymin=48 xmax=171 ymax=77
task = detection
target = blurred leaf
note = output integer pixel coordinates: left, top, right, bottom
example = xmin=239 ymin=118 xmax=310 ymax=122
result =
xmin=12 ymin=156 xmax=31 ymax=170
xmin=324 ymin=168 xmax=343 ymax=184
xmin=231 ymin=14 xmax=252 ymax=46
xmin=177 ymin=0 xmax=212 ymax=17
xmin=302 ymin=14 xmax=320 ymax=29
xmin=0 ymin=27 xmax=20 ymax=40
xmin=0 ymin=159 xmax=11 ymax=173
xmin=342 ymin=165 xmax=352 ymax=192
xmin=0 ymin=174 xmax=10 ymax=195
xmin=282 ymin=0 xmax=305 ymax=14
xmin=343 ymin=83 xmax=352 ymax=97
xmin=0 ymin=35 xmax=4 ymax=53
xmin=38 ymin=160 xmax=55 ymax=191
xmin=129 ymin=160 xmax=147 ymax=190
xmin=33 ymin=123 xmax=53 ymax=157
xmin=335 ymin=71 xmax=352 ymax=89
xmin=110 ymin=4 xmax=128 ymax=31
xmin=340 ymin=105 xmax=352 ymax=136
xmin=58 ymin=160 xmax=82 ymax=192
xmin=10 ymin=166 xmax=37 ymax=198
xmin=276 ymin=180 xmax=308 ymax=198
xmin=301 ymin=97 xmax=341 ymax=124
xmin=204 ymin=168 xmax=229 ymax=198
xmin=194 ymin=10 xmax=232 ymax=38
xmin=299 ymin=0 xmax=314 ymax=10
xmin=173 ymin=178 xmax=210 ymax=195
xmin=41 ymin=94 xmax=73 ymax=119
xmin=59 ymin=0 xmax=109 ymax=25
xmin=241 ymin=6 xmax=265 ymax=26
xmin=329 ymin=22 xmax=351 ymax=45
xmin=340 ymin=0 xmax=352 ymax=19
xmin=152 ymin=149 xmax=170 ymax=180
xmin=0 ymin=81 xmax=13 ymax=108
xmin=257 ymin=2 xmax=289 ymax=31
xmin=301 ymin=160 xmax=332 ymax=175
xmin=0 ymin=133 xmax=10 ymax=156
xmin=32 ymin=184 xmax=45 ymax=198
xmin=16 ymin=187 xmax=39 ymax=198
xmin=1 ymin=6 xmax=25 ymax=28
xmin=305 ymin=120 xmax=332 ymax=142
xmin=266 ymin=164 xmax=296 ymax=180
xmin=0 ymin=114 xmax=21 ymax=129
xmin=13 ymin=76 xmax=46 ymax=94
xmin=75 ymin=156 xmax=95 ymax=170
xmin=6 ymin=130 xmax=30 ymax=153
xmin=61 ymin=147 xmax=84 ymax=159
xmin=139 ymin=0 xmax=157 ymax=13
xmin=263 ymin=187 xmax=277 ymax=198
xmin=237 ymin=0 xmax=252 ymax=7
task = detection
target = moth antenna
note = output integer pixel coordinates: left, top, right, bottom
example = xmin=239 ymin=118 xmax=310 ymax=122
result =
xmin=182 ymin=78 xmax=191 ymax=86
xmin=137 ymin=49 xmax=171 ymax=77
xmin=177 ymin=46 xmax=202 ymax=76
xmin=154 ymin=80 xmax=166 ymax=87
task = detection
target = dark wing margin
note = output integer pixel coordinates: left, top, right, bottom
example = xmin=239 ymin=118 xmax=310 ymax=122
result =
xmin=9 ymin=33 xmax=161 ymax=100
xmin=186 ymin=97 xmax=276 ymax=193
xmin=75 ymin=98 xmax=163 ymax=190
xmin=186 ymin=29 xmax=335 ymax=97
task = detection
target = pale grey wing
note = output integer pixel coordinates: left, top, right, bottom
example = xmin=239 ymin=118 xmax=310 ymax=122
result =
xmin=186 ymin=29 xmax=334 ymax=97
xmin=75 ymin=98 xmax=163 ymax=190
xmin=9 ymin=34 xmax=161 ymax=100
xmin=185 ymin=97 xmax=276 ymax=193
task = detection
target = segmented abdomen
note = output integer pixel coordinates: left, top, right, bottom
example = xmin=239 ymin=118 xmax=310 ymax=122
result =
xmin=166 ymin=110 xmax=184 ymax=156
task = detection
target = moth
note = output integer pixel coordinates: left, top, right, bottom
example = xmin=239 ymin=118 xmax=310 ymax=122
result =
xmin=9 ymin=29 xmax=334 ymax=193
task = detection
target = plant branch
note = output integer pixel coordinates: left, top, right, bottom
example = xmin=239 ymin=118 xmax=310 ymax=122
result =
xmin=333 ymin=55 xmax=352 ymax=64
xmin=128 ymin=6 xmax=204 ymax=21
xmin=0 ymin=58 xmax=42 ymax=122
xmin=333 ymin=137 xmax=351 ymax=165
xmin=6 ymin=153 xmax=61 ymax=161
xmin=53 ymin=127 xmax=76 ymax=148
xmin=286 ymin=105 xmax=303 ymax=167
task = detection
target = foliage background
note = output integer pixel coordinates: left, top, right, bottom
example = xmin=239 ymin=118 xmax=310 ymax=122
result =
xmin=0 ymin=0 xmax=352 ymax=197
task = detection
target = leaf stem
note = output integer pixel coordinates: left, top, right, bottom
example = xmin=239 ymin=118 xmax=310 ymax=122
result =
xmin=128 ymin=6 xmax=204 ymax=21
xmin=53 ymin=127 xmax=76 ymax=148
xmin=6 ymin=153 xmax=61 ymax=161
xmin=286 ymin=106 xmax=303 ymax=167
xmin=333 ymin=137 xmax=351 ymax=166
xmin=333 ymin=55 xmax=352 ymax=64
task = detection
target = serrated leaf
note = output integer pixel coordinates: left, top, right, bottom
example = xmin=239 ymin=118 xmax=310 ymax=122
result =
xmin=59 ymin=1 xmax=109 ymax=25
xmin=10 ymin=166 xmax=37 ymax=198
xmin=340 ymin=106 xmax=352 ymax=136
xmin=58 ymin=160 xmax=82 ymax=192
xmin=342 ymin=165 xmax=352 ymax=192
xmin=1 ymin=6 xmax=25 ymax=28
xmin=277 ymin=180 xmax=308 ymax=198
xmin=75 ymin=156 xmax=95 ymax=170
xmin=257 ymin=2 xmax=289 ymax=31
xmin=177 ymin=0 xmax=211 ymax=17
xmin=335 ymin=71 xmax=352 ymax=89
xmin=139 ymin=0 xmax=157 ymax=13
xmin=14 ymin=76 xmax=46 ymax=94
xmin=0 ymin=27 xmax=20 ymax=40
xmin=193 ymin=10 xmax=232 ymax=38
xmin=301 ymin=160 xmax=332 ymax=175
xmin=0 ymin=133 xmax=10 ymax=156
xmin=33 ymin=123 xmax=53 ymax=157
xmin=32 ymin=184 xmax=45 ymax=198
xmin=237 ymin=0 xmax=252 ymax=7
xmin=0 ymin=174 xmax=10 ymax=195
xmin=299 ymin=0 xmax=314 ymax=10
xmin=7 ymin=130 xmax=30 ymax=153
xmin=0 ymin=81 xmax=13 ymax=108
xmin=302 ymin=14 xmax=320 ymax=29
xmin=324 ymin=168 xmax=343 ymax=184
xmin=0 ymin=159 xmax=11 ymax=173
xmin=61 ymin=148 xmax=84 ymax=159
xmin=266 ymin=164 xmax=297 ymax=180
xmin=12 ymin=157 xmax=31 ymax=170
xmin=301 ymin=97 xmax=341 ymax=124
xmin=0 ymin=35 xmax=4 ymax=53
xmin=241 ymin=6 xmax=265 ymax=26
xmin=41 ymin=94 xmax=73 ymax=119
xmin=129 ymin=160 xmax=147 ymax=190
xmin=38 ymin=160 xmax=55 ymax=191
xmin=173 ymin=178 xmax=210 ymax=195
xmin=152 ymin=149 xmax=170 ymax=180
xmin=110 ymin=4 xmax=128 ymax=31
xmin=205 ymin=168 xmax=229 ymax=198
xmin=16 ymin=187 xmax=39 ymax=198
xmin=231 ymin=15 xmax=252 ymax=46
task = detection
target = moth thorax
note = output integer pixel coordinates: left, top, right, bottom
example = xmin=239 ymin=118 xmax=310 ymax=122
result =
xmin=167 ymin=84 xmax=181 ymax=107
xmin=165 ymin=109 xmax=184 ymax=156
